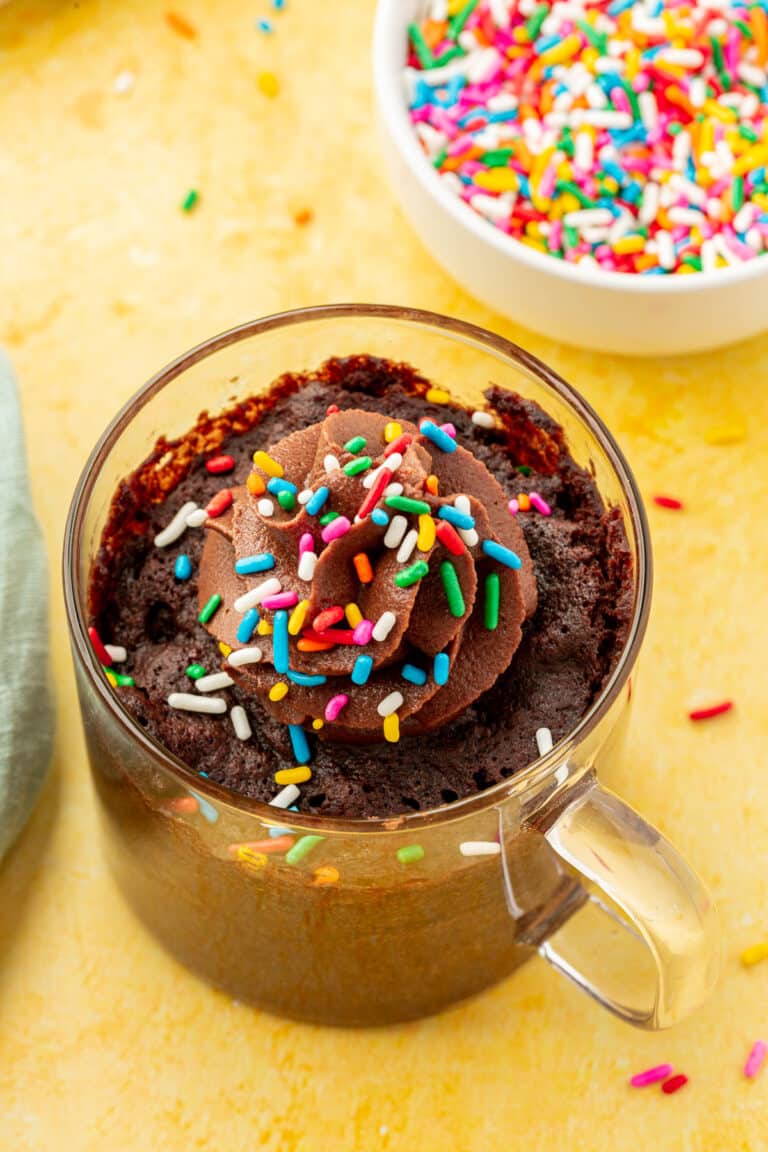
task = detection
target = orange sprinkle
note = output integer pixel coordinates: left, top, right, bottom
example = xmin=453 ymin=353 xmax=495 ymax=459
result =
xmin=517 ymin=492 xmax=531 ymax=511
xmin=753 ymin=4 xmax=768 ymax=66
xmin=312 ymin=865 xmax=340 ymax=886
xmin=425 ymin=474 xmax=439 ymax=495
xmin=165 ymin=10 xmax=197 ymax=38
xmin=353 ymin=552 xmax=374 ymax=583
xmin=297 ymin=638 xmax=334 ymax=652
xmin=422 ymin=18 xmax=447 ymax=48
xmin=293 ymin=207 xmax=313 ymax=227
xmin=229 ymin=837 xmax=294 ymax=855
xmin=246 ymin=472 xmax=266 ymax=496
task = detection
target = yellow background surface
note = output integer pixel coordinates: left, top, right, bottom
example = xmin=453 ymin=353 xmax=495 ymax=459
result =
xmin=1 ymin=1 xmax=767 ymax=1148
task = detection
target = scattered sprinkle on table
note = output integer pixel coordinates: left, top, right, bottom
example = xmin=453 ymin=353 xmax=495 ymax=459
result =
xmin=661 ymin=1074 xmax=689 ymax=1095
xmin=258 ymin=71 xmax=280 ymax=98
xmin=180 ymin=189 xmax=200 ymax=213
xmin=257 ymin=17 xmax=274 ymax=33
xmin=741 ymin=941 xmax=768 ymax=967
xmin=406 ymin=0 xmax=768 ymax=275
xmin=293 ymin=207 xmax=314 ymax=226
xmin=630 ymin=1063 xmax=674 ymax=1087
xmin=653 ymin=495 xmax=684 ymax=510
xmin=113 ymin=70 xmax=135 ymax=95
xmin=745 ymin=1040 xmax=768 ymax=1079
xmin=705 ymin=421 xmax=747 ymax=445
xmin=165 ymin=10 xmax=197 ymax=39
xmin=688 ymin=699 xmax=734 ymax=721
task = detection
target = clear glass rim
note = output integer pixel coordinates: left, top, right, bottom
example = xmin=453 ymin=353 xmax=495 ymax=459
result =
xmin=63 ymin=303 xmax=652 ymax=833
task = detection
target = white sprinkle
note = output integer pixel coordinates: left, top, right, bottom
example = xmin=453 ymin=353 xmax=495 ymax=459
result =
xmin=460 ymin=841 xmax=502 ymax=857
xmin=384 ymin=482 xmax=404 ymax=499
xmin=535 ymin=727 xmax=554 ymax=756
xmin=324 ymin=454 xmax=340 ymax=474
xmin=608 ymin=212 xmax=633 ymax=245
xmin=471 ymin=410 xmax=495 ymax=429
xmin=384 ymin=515 xmax=408 ymax=549
xmin=385 ymin=453 xmax=403 ymax=474
xmin=454 ymin=495 xmax=471 ymax=515
xmin=154 ymin=501 xmax=198 ymax=547
xmin=430 ymin=0 xmax=447 ymax=18
xmin=297 ymin=551 xmax=317 ymax=582
xmin=639 ymin=182 xmax=660 ymax=227
xmin=734 ymin=204 xmax=757 ymax=234
xmin=465 ymin=46 xmax=502 ymax=85
xmin=574 ymin=130 xmax=593 ymax=172
xmin=230 ymin=705 xmax=252 ymax=741
xmin=460 ymin=527 xmax=479 ymax=547
xmin=584 ymin=83 xmax=608 ymax=110
xmin=574 ymin=110 xmax=632 ymax=130
xmin=656 ymin=229 xmax=675 ymax=271
xmin=701 ymin=239 xmax=718 ymax=273
xmin=186 ymin=508 xmax=208 ymax=529
xmin=638 ymin=90 xmax=658 ymax=130
xmin=416 ymin=122 xmax=448 ymax=158
xmin=470 ymin=193 xmax=514 ymax=223
xmin=672 ymin=129 xmax=692 ymax=169
xmin=228 ymin=647 xmax=263 ymax=667
xmin=668 ymin=174 xmax=707 ymax=207
xmin=298 ymin=489 xmax=313 ymax=505
xmin=488 ymin=0 xmax=509 ymax=25
xmin=563 ymin=208 xmax=614 ymax=229
xmin=397 ymin=529 xmax=419 ymax=564
xmin=257 ymin=498 xmax=274 ymax=518
xmin=195 ymin=672 xmax=235 ymax=693
xmin=234 ymin=577 xmax=281 ymax=614
xmin=105 ymin=644 xmax=127 ymax=663
xmin=657 ymin=47 xmax=703 ymax=67
xmin=689 ymin=76 xmax=706 ymax=108
xmin=746 ymin=227 xmax=763 ymax=253
xmin=668 ymin=206 xmax=704 ymax=227
xmin=377 ymin=691 xmax=404 ymax=718
xmin=168 ymin=693 xmax=227 ymax=715
xmin=372 ymin=611 xmax=397 ymax=642
xmin=706 ymin=197 xmax=724 ymax=221
xmin=270 ymin=784 xmax=300 ymax=809
xmin=113 ymin=70 xmax=135 ymax=94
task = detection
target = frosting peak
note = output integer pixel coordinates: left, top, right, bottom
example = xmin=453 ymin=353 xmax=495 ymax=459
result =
xmin=198 ymin=408 xmax=537 ymax=742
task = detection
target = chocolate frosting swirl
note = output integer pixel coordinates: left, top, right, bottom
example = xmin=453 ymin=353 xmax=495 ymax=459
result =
xmin=198 ymin=409 xmax=537 ymax=740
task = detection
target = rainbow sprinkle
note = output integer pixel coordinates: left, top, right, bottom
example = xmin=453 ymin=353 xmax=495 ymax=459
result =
xmin=406 ymin=0 xmax=768 ymax=274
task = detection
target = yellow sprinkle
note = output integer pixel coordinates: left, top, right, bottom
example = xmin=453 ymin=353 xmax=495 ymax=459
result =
xmin=257 ymin=620 xmax=273 ymax=636
xmin=236 ymin=847 xmax=268 ymax=871
xmin=473 ymin=167 xmax=519 ymax=193
xmin=417 ymin=514 xmax=436 ymax=552
xmin=446 ymin=0 xmax=464 ymax=13
xmin=246 ymin=472 xmax=266 ymax=496
xmin=741 ymin=942 xmax=768 ymax=967
xmin=312 ymin=865 xmax=340 ymax=886
xmin=517 ymin=492 xmax=531 ymax=511
xmin=613 ymin=235 xmax=646 ymax=256
xmin=521 ymin=237 xmax=547 ymax=254
xmin=288 ymin=599 xmax=310 ymax=636
xmin=345 ymin=602 xmax=363 ymax=627
xmin=384 ymin=421 xmax=402 ymax=443
xmin=704 ymin=422 xmax=746 ymax=445
xmin=425 ymin=474 xmax=439 ymax=496
xmin=269 ymin=682 xmax=288 ymax=702
xmin=219 ymin=642 xmax=232 ymax=657
xmin=275 ymin=765 xmax=312 ymax=785
xmin=426 ymin=387 xmax=451 ymax=404
xmin=704 ymin=99 xmax=737 ymax=123
xmin=383 ymin=713 xmax=400 ymax=743
xmin=105 ymin=669 xmax=118 ymax=688
xmin=539 ymin=32 xmax=581 ymax=65
xmin=581 ymin=46 xmax=598 ymax=69
xmin=257 ymin=71 xmax=280 ymax=98
xmin=252 ymin=449 xmax=283 ymax=478
xmin=626 ymin=47 xmax=640 ymax=81
xmin=732 ymin=144 xmax=768 ymax=177
xmin=312 ymin=718 xmax=324 ymax=730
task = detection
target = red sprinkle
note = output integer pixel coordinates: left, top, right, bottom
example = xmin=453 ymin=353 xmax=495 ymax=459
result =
xmin=436 ymin=519 xmax=466 ymax=556
xmin=326 ymin=404 xmax=340 ymax=416
xmin=302 ymin=628 xmax=357 ymax=646
xmin=653 ymin=495 xmax=684 ymax=510
xmin=89 ymin=626 xmax=112 ymax=667
xmin=689 ymin=700 xmax=733 ymax=721
xmin=356 ymin=467 xmax=393 ymax=520
xmin=313 ymin=606 xmax=345 ymax=632
xmin=661 ymin=1074 xmax=688 ymax=1095
xmin=206 ymin=489 xmax=233 ymax=518
xmin=385 ymin=433 xmax=413 ymax=458
xmin=206 ymin=454 xmax=235 ymax=475
xmin=165 ymin=10 xmax=197 ymax=38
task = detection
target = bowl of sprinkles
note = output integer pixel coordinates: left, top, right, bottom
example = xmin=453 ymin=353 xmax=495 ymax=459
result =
xmin=373 ymin=0 xmax=768 ymax=353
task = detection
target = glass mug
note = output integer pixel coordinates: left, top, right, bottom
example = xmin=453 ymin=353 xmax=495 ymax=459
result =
xmin=63 ymin=305 xmax=719 ymax=1028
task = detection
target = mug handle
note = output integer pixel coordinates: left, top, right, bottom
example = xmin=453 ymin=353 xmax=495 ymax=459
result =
xmin=511 ymin=777 xmax=720 ymax=1028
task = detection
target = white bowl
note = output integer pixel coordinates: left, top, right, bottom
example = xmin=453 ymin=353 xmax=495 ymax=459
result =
xmin=373 ymin=0 xmax=768 ymax=356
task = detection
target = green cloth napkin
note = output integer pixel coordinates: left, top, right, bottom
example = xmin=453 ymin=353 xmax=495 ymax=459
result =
xmin=0 ymin=350 xmax=52 ymax=860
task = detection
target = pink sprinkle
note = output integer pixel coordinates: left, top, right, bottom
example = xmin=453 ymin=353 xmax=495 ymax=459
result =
xmin=530 ymin=492 xmax=552 ymax=516
xmin=508 ymin=498 xmax=519 ymax=516
xmin=321 ymin=516 xmax=351 ymax=543
xmin=324 ymin=694 xmax=349 ymax=722
xmin=441 ymin=423 xmax=457 ymax=438
xmin=630 ymin=1063 xmax=674 ymax=1087
xmin=745 ymin=1040 xmax=767 ymax=1079
xmin=352 ymin=620 xmax=374 ymax=645
xmin=262 ymin=591 xmax=299 ymax=610
xmin=299 ymin=532 xmax=315 ymax=555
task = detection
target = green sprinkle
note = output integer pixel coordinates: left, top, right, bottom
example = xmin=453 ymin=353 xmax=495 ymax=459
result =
xmin=385 ymin=495 xmax=432 ymax=515
xmin=718 ymin=68 xmax=732 ymax=92
xmin=560 ymin=126 xmax=575 ymax=158
xmin=277 ymin=490 xmax=296 ymax=512
xmin=668 ymin=121 xmax=683 ymax=136
xmin=617 ymin=77 xmax=641 ymax=122
xmin=517 ymin=465 xmax=532 ymax=476
xmin=343 ymin=456 xmax=372 ymax=477
xmin=430 ymin=44 xmax=466 ymax=68
xmin=563 ymin=224 xmax=579 ymax=249
xmin=433 ymin=146 xmax=448 ymax=169
xmin=181 ymin=189 xmax=199 ymax=213
xmin=732 ymin=175 xmax=745 ymax=212
xmin=555 ymin=180 xmax=595 ymax=208
xmin=526 ymin=3 xmax=549 ymax=39
xmin=683 ymin=255 xmax=703 ymax=271
xmin=103 ymin=667 xmax=135 ymax=687
xmin=396 ymin=844 xmax=425 ymax=865
xmin=484 ymin=573 xmax=500 ymax=631
xmin=319 ymin=510 xmax=340 ymax=527
xmin=739 ymin=124 xmax=760 ymax=143
xmin=448 ymin=0 xmax=480 ymax=39
xmin=186 ymin=663 xmax=206 ymax=679
xmin=577 ymin=19 xmax=607 ymax=53
xmin=198 ymin=594 xmax=221 ymax=625
xmin=394 ymin=560 xmax=429 ymax=589
xmin=480 ymin=148 xmax=515 ymax=166
xmin=440 ymin=560 xmax=465 ymax=617
xmin=344 ymin=435 xmax=367 ymax=454
xmin=286 ymin=834 xmax=325 ymax=866
xmin=408 ymin=21 xmax=434 ymax=69
xmin=733 ymin=18 xmax=753 ymax=37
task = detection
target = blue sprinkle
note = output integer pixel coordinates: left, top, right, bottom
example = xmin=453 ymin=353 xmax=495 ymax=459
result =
xmin=235 ymin=552 xmax=275 ymax=576
xmin=401 ymin=663 xmax=428 ymax=687
xmin=267 ymin=477 xmax=297 ymax=496
xmin=413 ymin=77 xmax=434 ymax=109
xmin=288 ymin=723 xmax=311 ymax=764
xmin=273 ymin=611 xmax=289 ymax=675
xmin=533 ymin=33 xmax=559 ymax=53
xmin=174 ymin=553 xmax=193 ymax=581
xmin=351 ymin=654 xmax=374 ymax=686
xmin=306 ymin=486 xmax=329 ymax=516
xmin=444 ymin=75 xmax=465 ymax=105
xmin=190 ymin=792 xmax=218 ymax=823
xmin=641 ymin=44 xmax=664 ymax=60
xmin=419 ymin=420 xmax=457 ymax=454
xmin=517 ymin=174 xmax=531 ymax=198
xmin=601 ymin=159 xmax=626 ymax=185
xmin=287 ymin=670 xmax=328 ymax=687
xmin=433 ymin=653 xmax=450 ymax=686
xmin=257 ymin=17 xmax=273 ymax=32
xmin=488 ymin=109 xmax=518 ymax=123
xmin=288 ymin=805 xmax=300 ymax=812
xmin=272 ymin=0 xmax=285 ymax=8
xmin=237 ymin=609 xmax=260 ymax=644
xmin=482 ymin=540 xmax=522 ymax=570
xmin=371 ymin=508 xmax=389 ymax=527
xmin=607 ymin=0 xmax=634 ymax=15
xmin=269 ymin=824 xmax=291 ymax=837
xmin=438 ymin=506 xmax=475 ymax=531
